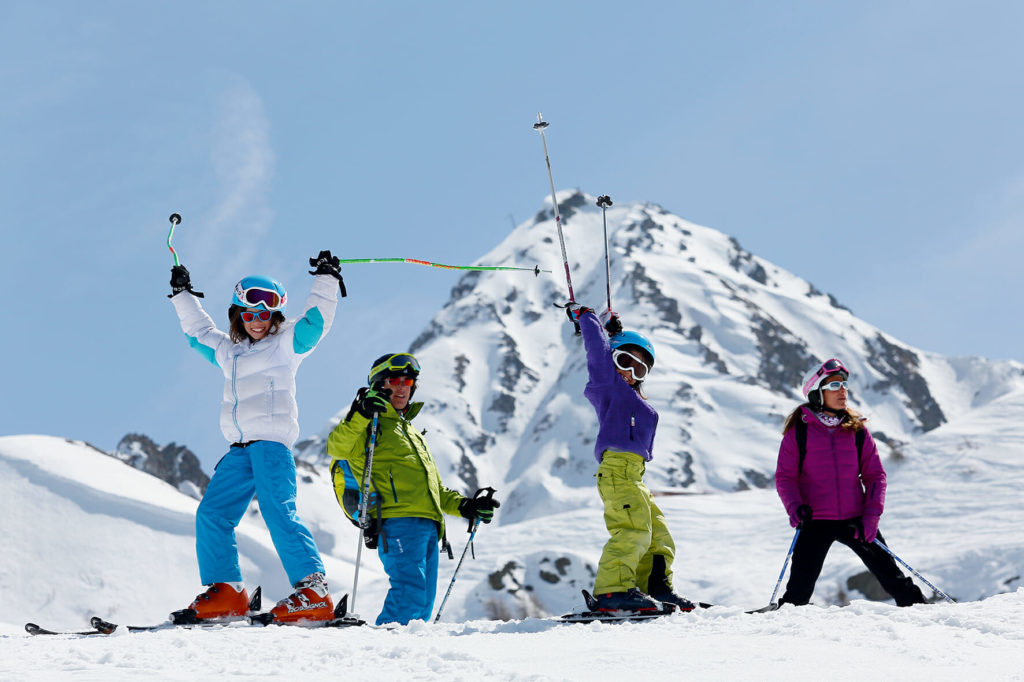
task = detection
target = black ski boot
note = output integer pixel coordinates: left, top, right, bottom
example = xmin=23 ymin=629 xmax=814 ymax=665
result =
xmin=594 ymin=588 xmax=662 ymax=613
xmin=651 ymin=590 xmax=696 ymax=612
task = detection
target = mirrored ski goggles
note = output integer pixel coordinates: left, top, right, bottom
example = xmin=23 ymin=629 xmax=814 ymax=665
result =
xmin=236 ymin=284 xmax=285 ymax=311
xmin=821 ymin=380 xmax=848 ymax=391
xmin=240 ymin=309 xmax=273 ymax=323
xmin=803 ymin=358 xmax=849 ymax=395
xmin=612 ymin=349 xmax=650 ymax=380
xmin=384 ymin=376 xmax=415 ymax=387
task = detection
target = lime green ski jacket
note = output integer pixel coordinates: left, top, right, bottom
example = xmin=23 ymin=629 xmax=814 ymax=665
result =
xmin=327 ymin=401 xmax=464 ymax=539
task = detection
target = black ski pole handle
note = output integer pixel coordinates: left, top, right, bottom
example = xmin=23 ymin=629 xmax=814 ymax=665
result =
xmin=466 ymin=486 xmax=497 ymax=533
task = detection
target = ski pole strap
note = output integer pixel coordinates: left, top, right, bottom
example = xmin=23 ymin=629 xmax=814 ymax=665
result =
xmin=167 ymin=213 xmax=181 ymax=266
xmin=873 ymin=539 xmax=956 ymax=603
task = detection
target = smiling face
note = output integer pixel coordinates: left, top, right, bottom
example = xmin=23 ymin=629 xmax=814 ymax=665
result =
xmin=242 ymin=308 xmax=271 ymax=341
xmin=612 ymin=346 xmax=652 ymax=386
xmin=383 ymin=376 xmax=415 ymax=411
xmin=821 ymin=374 xmax=848 ymax=411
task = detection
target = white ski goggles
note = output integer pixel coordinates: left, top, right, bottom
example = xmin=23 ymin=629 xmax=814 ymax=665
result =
xmin=612 ymin=349 xmax=650 ymax=380
xmin=235 ymin=284 xmax=286 ymax=311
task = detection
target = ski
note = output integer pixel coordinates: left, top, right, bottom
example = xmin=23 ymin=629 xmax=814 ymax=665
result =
xmin=248 ymin=593 xmax=366 ymax=628
xmin=555 ymin=589 xmax=712 ymax=624
xmin=86 ymin=586 xmax=264 ymax=634
xmin=746 ymin=603 xmax=781 ymax=614
xmin=25 ymin=623 xmax=110 ymax=637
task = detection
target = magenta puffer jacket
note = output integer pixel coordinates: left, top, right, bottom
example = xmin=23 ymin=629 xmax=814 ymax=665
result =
xmin=775 ymin=406 xmax=886 ymax=523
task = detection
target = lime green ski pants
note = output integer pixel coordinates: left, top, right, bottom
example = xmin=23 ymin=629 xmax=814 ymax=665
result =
xmin=593 ymin=450 xmax=676 ymax=595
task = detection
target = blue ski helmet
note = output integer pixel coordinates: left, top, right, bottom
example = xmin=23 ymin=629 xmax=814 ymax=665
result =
xmin=232 ymin=275 xmax=287 ymax=312
xmin=610 ymin=331 xmax=655 ymax=368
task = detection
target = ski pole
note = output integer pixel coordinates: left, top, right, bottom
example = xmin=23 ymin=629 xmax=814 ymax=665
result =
xmin=597 ymin=195 xmax=614 ymax=314
xmin=335 ymin=258 xmax=548 ymax=276
xmin=350 ymin=410 xmax=380 ymax=616
xmin=433 ymin=487 xmax=496 ymax=623
xmin=873 ymin=539 xmax=956 ymax=604
xmin=532 ymin=113 xmax=580 ymax=335
xmin=167 ymin=213 xmax=182 ymax=266
xmin=767 ymin=527 xmax=801 ymax=607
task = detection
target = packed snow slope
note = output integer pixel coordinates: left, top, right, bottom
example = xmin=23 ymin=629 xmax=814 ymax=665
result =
xmin=298 ymin=191 xmax=1024 ymax=526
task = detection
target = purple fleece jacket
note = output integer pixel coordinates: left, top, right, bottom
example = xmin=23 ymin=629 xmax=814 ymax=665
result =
xmin=580 ymin=311 xmax=659 ymax=463
xmin=775 ymin=406 xmax=886 ymax=523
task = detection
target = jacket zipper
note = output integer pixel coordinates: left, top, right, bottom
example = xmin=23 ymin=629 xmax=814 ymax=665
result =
xmin=231 ymin=355 xmax=243 ymax=441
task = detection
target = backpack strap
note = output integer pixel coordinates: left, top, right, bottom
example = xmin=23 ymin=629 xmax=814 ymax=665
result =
xmin=855 ymin=427 xmax=867 ymax=463
xmin=796 ymin=417 xmax=808 ymax=475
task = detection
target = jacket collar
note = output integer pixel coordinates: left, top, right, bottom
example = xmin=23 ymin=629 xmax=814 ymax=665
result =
xmin=381 ymin=401 xmax=424 ymax=421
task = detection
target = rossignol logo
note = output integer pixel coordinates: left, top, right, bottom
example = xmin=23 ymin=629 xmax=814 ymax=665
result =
xmin=286 ymin=601 xmax=328 ymax=613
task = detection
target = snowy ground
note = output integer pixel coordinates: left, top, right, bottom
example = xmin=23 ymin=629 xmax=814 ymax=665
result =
xmin=2 ymin=593 xmax=1023 ymax=681
xmin=3 ymin=389 xmax=1024 ymax=679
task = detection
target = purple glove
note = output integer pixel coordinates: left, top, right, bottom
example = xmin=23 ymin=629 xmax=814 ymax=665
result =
xmin=859 ymin=515 xmax=880 ymax=543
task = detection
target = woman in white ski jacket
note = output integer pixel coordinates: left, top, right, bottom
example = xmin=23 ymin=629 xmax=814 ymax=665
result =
xmin=167 ymin=251 xmax=344 ymax=625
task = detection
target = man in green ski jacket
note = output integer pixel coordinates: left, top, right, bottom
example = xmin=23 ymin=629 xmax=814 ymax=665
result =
xmin=328 ymin=352 xmax=500 ymax=625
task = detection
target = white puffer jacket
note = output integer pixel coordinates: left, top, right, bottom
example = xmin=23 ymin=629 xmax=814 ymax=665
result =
xmin=171 ymin=275 xmax=339 ymax=448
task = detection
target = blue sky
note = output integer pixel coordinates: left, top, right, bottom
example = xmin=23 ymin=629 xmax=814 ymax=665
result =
xmin=3 ymin=2 xmax=1023 ymax=468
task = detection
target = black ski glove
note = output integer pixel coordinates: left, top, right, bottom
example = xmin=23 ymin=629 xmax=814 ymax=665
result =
xmin=458 ymin=493 xmax=501 ymax=524
xmin=309 ymin=249 xmax=347 ymax=297
xmin=565 ymin=302 xmax=593 ymax=324
xmin=168 ymin=265 xmax=204 ymax=299
xmin=353 ymin=385 xmax=392 ymax=419
xmin=600 ymin=309 xmax=623 ymax=335
xmin=795 ymin=504 xmax=813 ymax=528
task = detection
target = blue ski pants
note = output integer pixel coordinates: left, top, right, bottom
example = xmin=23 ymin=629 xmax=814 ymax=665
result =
xmin=376 ymin=516 xmax=440 ymax=626
xmin=196 ymin=440 xmax=324 ymax=586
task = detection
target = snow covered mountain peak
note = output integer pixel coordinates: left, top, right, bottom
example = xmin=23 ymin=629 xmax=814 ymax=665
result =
xmin=300 ymin=190 xmax=1024 ymax=523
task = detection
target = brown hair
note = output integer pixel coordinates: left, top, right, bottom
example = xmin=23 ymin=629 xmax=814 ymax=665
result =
xmin=782 ymin=403 xmax=866 ymax=435
xmin=228 ymin=305 xmax=285 ymax=343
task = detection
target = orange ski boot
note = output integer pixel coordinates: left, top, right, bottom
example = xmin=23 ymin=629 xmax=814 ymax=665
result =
xmin=269 ymin=573 xmax=334 ymax=624
xmin=179 ymin=583 xmax=250 ymax=621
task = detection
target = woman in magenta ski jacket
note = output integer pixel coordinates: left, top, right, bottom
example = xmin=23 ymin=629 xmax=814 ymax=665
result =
xmin=775 ymin=358 xmax=926 ymax=607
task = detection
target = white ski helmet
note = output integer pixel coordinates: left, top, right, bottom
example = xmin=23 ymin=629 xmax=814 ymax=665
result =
xmin=801 ymin=358 xmax=849 ymax=408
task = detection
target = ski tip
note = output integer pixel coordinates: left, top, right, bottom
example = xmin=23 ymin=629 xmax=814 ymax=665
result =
xmin=169 ymin=213 xmax=181 ymax=225
xmin=24 ymin=623 xmax=40 ymax=635
xmin=90 ymin=616 xmax=118 ymax=634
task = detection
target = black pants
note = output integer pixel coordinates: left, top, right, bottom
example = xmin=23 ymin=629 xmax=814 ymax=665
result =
xmin=780 ymin=519 xmax=926 ymax=607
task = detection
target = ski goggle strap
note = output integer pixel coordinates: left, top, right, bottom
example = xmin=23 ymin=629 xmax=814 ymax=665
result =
xmin=235 ymin=283 xmax=286 ymax=311
xmin=612 ymin=349 xmax=650 ymax=381
xmin=802 ymin=358 xmax=850 ymax=396
xmin=368 ymin=353 xmax=421 ymax=385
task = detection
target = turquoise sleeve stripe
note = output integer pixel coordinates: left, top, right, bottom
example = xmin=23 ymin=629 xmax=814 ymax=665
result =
xmin=293 ymin=306 xmax=325 ymax=354
xmin=186 ymin=334 xmax=219 ymax=367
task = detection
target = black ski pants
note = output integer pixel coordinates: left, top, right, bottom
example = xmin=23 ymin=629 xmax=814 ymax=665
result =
xmin=780 ymin=519 xmax=926 ymax=607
